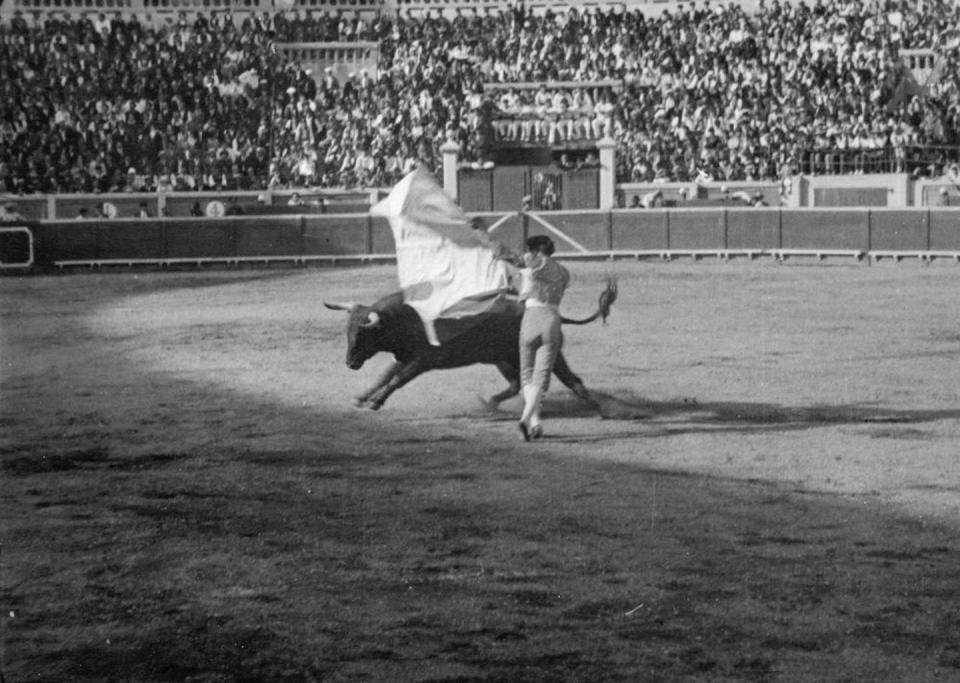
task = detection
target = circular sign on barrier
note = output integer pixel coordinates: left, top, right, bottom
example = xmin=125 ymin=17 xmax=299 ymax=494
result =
xmin=102 ymin=201 xmax=118 ymax=218
xmin=205 ymin=200 xmax=226 ymax=217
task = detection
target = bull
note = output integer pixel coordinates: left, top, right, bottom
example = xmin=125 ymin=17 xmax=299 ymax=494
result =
xmin=324 ymin=278 xmax=617 ymax=411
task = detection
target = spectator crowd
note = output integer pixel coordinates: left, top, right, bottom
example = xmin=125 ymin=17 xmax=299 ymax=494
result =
xmin=1 ymin=0 xmax=959 ymax=195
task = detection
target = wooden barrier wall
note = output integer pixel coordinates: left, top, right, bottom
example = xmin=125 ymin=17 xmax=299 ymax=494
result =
xmin=0 ymin=190 xmax=373 ymax=222
xmin=6 ymin=208 xmax=960 ymax=271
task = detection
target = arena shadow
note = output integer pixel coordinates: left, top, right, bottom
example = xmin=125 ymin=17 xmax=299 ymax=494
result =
xmin=5 ymin=270 xmax=960 ymax=682
xmin=536 ymin=389 xmax=960 ymax=437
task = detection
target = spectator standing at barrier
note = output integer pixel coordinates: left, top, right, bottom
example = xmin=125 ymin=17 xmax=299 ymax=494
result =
xmin=540 ymin=176 xmax=559 ymax=211
xmin=640 ymin=190 xmax=663 ymax=209
xmin=296 ymin=142 xmax=318 ymax=187
xmin=0 ymin=201 xmax=24 ymax=222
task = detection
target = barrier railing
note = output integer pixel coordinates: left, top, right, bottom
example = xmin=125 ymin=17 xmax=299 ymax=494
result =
xmin=0 ymin=189 xmax=377 ymax=222
xmin=799 ymin=145 xmax=960 ymax=177
xmin=393 ymin=0 xmax=517 ymax=14
xmin=6 ymin=207 xmax=958 ymax=273
xmin=482 ymin=80 xmax=624 ymax=93
xmin=391 ymin=0 xmax=763 ymax=18
xmin=1 ymin=0 xmax=765 ymax=22
xmin=3 ymin=176 xmax=957 ymax=227
xmin=901 ymin=48 xmax=940 ymax=89
xmin=2 ymin=0 xmax=384 ymax=19
xmin=275 ymin=41 xmax=380 ymax=83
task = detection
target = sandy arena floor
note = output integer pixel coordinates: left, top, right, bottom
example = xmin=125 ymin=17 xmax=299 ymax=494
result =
xmin=2 ymin=259 xmax=959 ymax=681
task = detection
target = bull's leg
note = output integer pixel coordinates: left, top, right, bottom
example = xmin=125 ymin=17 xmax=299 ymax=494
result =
xmin=355 ymin=361 xmax=402 ymax=407
xmin=552 ymin=352 xmax=600 ymax=411
xmin=482 ymin=362 xmax=521 ymax=410
xmin=364 ymin=360 xmax=426 ymax=410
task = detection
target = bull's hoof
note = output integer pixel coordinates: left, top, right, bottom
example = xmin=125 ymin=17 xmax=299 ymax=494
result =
xmin=354 ymin=395 xmax=383 ymax=410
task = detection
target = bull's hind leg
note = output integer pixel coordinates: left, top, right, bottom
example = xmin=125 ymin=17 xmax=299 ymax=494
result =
xmin=552 ymin=352 xmax=600 ymax=411
xmin=481 ymin=362 xmax=521 ymax=411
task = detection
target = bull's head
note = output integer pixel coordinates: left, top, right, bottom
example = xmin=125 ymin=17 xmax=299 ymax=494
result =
xmin=324 ymin=301 xmax=384 ymax=370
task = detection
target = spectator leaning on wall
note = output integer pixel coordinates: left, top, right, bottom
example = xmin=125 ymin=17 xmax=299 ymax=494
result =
xmin=0 ymin=201 xmax=24 ymax=222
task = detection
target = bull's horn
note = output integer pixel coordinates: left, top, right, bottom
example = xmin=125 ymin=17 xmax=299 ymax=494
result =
xmin=360 ymin=311 xmax=381 ymax=328
xmin=324 ymin=301 xmax=356 ymax=311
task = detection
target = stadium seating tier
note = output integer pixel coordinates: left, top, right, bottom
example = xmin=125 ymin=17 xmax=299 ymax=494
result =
xmin=1 ymin=0 xmax=958 ymax=196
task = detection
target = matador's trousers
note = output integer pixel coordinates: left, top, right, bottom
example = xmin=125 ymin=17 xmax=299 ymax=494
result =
xmin=519 ymin=305 xmax=563 ymax=392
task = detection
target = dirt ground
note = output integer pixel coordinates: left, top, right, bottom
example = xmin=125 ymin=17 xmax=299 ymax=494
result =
xmin=2 ymin=259 xmax=959 ymax=682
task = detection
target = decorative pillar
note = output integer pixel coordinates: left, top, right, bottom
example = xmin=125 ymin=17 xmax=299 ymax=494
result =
xmin=597 ymin=135 xmax=617 ymax=210
xmin=440 ymin=139 xmax=460 ymax=201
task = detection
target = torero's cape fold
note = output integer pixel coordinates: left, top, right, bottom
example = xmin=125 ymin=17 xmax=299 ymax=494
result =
xmin=371 ymin=167 xmax=512 ymax=345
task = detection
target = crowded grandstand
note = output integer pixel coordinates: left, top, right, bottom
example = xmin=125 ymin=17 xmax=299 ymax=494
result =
xmin=1 ymin=0 xmax=959 ymax=197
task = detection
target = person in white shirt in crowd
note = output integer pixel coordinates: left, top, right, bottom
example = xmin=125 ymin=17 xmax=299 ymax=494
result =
xmin=0 ymin=201 xmax=24 ymax=222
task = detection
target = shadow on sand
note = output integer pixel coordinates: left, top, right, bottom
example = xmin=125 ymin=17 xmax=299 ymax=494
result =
xmin=473 ymin=389 xmax=960 ymax=442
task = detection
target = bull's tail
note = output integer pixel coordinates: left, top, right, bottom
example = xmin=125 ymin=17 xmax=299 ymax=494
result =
xmin=560 ymin=275 xmax=618 ymax=326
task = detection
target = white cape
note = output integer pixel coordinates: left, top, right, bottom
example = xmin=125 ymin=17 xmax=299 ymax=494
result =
xmin=371 ymin=167 xmax=511 ymax=345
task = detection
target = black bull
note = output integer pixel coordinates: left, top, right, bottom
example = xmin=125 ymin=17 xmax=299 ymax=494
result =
xmin=325 ymin=279 xmax=617 ymax=410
